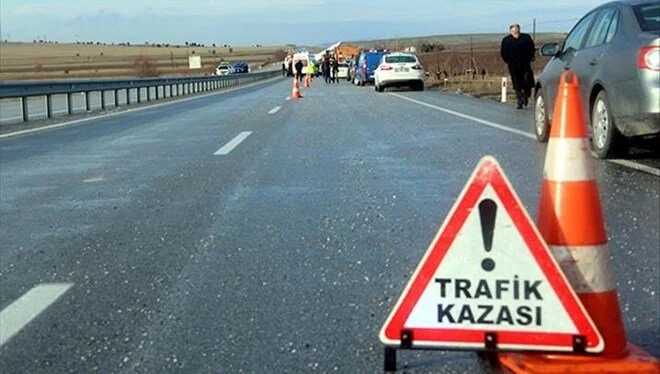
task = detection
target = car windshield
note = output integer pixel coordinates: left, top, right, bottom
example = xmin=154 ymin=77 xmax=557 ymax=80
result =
xmin=385 ymin=55 xmax=416 ymax=63
xmin=634 ymin=2 xmax=660 ymax=31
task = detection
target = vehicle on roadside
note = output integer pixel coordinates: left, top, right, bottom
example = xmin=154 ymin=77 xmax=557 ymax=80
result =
xmin=215 ymin=62 xmax=234 ymax=76
xmin=354 ymin=50 xmax=389 ymax=86
xmin=337 ymin=63 xmax=349 ymax=79
xmin=534 ymin=0 xmax=660 ymax=158
xmin=233 ymin=61 xmax=250 ymax=74
xmin=374 ymin=53 xmax=426 ymax=92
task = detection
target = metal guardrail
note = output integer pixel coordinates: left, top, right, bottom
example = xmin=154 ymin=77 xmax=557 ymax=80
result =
xmin=0 ymin=70 xmax=281 ymax=122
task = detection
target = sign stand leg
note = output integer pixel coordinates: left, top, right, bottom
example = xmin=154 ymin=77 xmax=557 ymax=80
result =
xmin=384 ymin=347 xmax=397 ymax=372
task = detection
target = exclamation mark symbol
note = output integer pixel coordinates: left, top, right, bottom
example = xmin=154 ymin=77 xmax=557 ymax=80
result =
xmin=479 ymin=199 xmax=497 ymax=272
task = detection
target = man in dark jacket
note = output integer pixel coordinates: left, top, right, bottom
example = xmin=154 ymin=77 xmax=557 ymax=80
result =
xmin=501 ymin=24 xmax=536 ymax=109
xmin=322 ymin=54 xmax=331 ymax=84
xmin=294 ymin=59 xmax=304 ymax=82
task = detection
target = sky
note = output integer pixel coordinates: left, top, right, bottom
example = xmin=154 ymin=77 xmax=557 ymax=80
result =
xmin=0 ymin=0 xmax=607 ymax=45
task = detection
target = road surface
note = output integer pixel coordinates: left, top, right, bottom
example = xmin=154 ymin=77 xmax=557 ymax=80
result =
xmin=1 ymin=78 xmax=658 ymax=373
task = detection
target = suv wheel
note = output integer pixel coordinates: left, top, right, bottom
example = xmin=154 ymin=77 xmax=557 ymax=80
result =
xmin=534 ymin=89 xmax=550 ymax=143
xmin=591 ymin=90 xmax=627 ymax=159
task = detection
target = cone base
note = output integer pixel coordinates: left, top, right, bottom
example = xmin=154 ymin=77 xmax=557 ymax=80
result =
xmin=497 ymin=344 xmax=660 ymax=373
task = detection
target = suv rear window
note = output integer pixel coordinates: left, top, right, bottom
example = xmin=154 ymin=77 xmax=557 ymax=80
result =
xmin=366 ymin=54 xmax=385 ymax=65
xmin=385 ymin=56 xmax=416 ymax=63
xmin=633 ymin=3 xmax=660 ymax=31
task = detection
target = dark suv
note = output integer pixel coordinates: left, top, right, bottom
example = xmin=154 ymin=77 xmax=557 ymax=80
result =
xmin=354 ymin=51 xmax=389 ymax=86
xmin=233 ymin=61 xmax=250 ymax=74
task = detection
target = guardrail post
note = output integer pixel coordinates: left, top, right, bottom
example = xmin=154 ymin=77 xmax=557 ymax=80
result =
xmin=137 ymin=87 xmax=142 ymax=103
xmin=101 ymin=90 xmax=106 ymax=110
xmin=126 ymin=88 xmax=132 ymax=105
xmin=67 ymin=93 xmax=74 ymax=114
xmin=114 ymin=90 xmax=119 ymax=107
xmin=46 ymin=94 xmax=54 ymax=118
xmin=85 ymin=92 xmax=92 ymax=112
xmin=147 ymin=86 xmax=152 ymax=102
xmin=21 ymin=96 xmax=29 ymax=122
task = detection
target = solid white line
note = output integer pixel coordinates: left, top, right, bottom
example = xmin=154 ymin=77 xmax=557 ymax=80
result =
xmin=389 ymin=92 xmax=660 ymax=177
xmin=214 ymin=131 xmax=253 ymax=155
xmin=388 ymin=92 xmax=536 ymax=140
xmin=608 ymin=159 xmax=660 ymax=177
xmin=268 ymin=106 xmax=282 ymax=114
xmin=0 ymin=283 xmax=73 ymax=347
xmin=0 ymin=77 xmax=283 ymax=140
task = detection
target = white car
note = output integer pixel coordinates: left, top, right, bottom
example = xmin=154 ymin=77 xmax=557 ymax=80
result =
xmin=337 ymin=63 xmax=349 ymax=79
xmin=216 ymin=63 xmax=234 ymax=76
xmin=374 ymin=53 xmax=425 ymax=92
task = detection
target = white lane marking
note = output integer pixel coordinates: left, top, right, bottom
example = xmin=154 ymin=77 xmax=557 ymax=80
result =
xmin=285 ymin=96 xmax=291 ymax=101
xmin=214 ymin=131 xmax=253 ymax=155
xmin=607 ymin=159 xmax=660 ymax=177
xmin=0 ymin=77 xmax=283 ymax=140
xmin=389 ymin=92 xmax=660 ymax=177
xmin=268 ymin=106 xmax=282 ymax=114
xmin=0 ymin=283 xmax=73 ymax=347
xmin=389 ymin=92 xmax=536 ymax=140
xmin=83 ymin=176 xmax=105 ymax=183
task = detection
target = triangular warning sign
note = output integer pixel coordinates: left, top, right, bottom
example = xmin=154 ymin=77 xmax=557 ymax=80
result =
xmin=379 ymin=156 xmax=603 ymax=353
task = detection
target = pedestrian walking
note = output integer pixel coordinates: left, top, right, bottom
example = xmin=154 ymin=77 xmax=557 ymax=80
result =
xmin=500 ymin=24 xmax=536 ymax=109
xmin=295 ymin=59 xmax=304 ymax=82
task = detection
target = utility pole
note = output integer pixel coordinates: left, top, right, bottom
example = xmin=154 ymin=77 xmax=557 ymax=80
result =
xmin=470 ymin=35 xmax=474 ymax=77
xmin=533 ymin=18 xmax=537 ymax=41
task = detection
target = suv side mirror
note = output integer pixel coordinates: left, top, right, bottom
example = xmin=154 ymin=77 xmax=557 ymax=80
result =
xmin=540 ymin=43 xmax=560 ymax=57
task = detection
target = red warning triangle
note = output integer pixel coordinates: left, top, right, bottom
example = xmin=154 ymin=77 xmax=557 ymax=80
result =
xmin=379 ymin=156 xmax=603 ymax=352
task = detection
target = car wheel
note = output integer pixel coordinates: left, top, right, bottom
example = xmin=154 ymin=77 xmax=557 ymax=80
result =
xmin=377 ymin=84 xmax=384 ymax=93
xmin=591 ymin=90 xmax=627 ymax=159
xmin=534 ymin=89 xmax=550 ymax=143
xmin=417 ymin=82 xmax=424 ymax=91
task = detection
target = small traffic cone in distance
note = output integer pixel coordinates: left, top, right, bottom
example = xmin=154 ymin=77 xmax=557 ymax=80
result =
xmin=497 ymin=71 xmax=660 ymax=373
xmin=291 ymin=77 xmax=302 ymax=99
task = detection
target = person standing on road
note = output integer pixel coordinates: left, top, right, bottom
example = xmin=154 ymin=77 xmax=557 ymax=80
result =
xmin=295 ymin=59 xmax=304 ymax=82
xmin=500 ymin=24 xmax=536 ymax=109
xmin=331 ymin=56 xmax=339 ymax=84
xmin=322 ymin=54 xmax=331 ymax=84
xmin=286 ymin=55 xmax=294 ymax=77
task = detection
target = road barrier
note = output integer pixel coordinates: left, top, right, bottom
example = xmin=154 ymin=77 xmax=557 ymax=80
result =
xmin=0 ymin=70 xmax=281 ymax=124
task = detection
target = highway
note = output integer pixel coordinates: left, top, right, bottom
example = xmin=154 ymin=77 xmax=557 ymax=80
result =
xmin=0 ymin=77 xmax=658 ymax=373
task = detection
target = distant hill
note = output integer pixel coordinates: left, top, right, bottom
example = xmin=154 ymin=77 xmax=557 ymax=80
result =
xmin=339 ymin=32 xmax=566 ymax=51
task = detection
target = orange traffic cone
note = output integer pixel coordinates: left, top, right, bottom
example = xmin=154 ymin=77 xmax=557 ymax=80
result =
xmin=497 ymin=71 xmax=660 ymax=372
xmin=291 ymin=78 xmax=302 ymax=99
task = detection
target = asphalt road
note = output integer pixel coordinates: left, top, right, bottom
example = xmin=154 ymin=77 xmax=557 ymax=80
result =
xmin=0 ymin=77 xmax=658 ymax=373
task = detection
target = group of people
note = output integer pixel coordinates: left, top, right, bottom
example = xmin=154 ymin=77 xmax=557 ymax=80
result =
xmin=320 ymin=53 xmax=340 ymax=84
xmin=281 ymin=52 xmax=343 ymax=85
